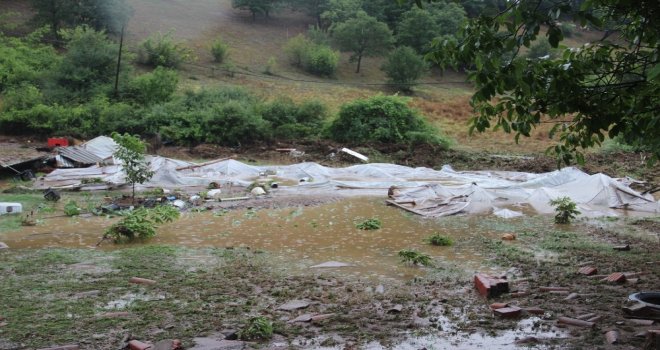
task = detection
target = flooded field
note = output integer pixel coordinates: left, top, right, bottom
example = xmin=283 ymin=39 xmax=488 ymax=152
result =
xmin=0 ymin=197 xmax=506 ymax=279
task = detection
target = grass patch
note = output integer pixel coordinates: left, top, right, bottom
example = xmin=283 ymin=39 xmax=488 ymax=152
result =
xmin=355 ymin=217 xmax=382 ymax=230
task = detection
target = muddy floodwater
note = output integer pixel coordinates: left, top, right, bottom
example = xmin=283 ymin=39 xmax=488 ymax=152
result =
xmin=1 ymin=197 xmax=505 ymax=279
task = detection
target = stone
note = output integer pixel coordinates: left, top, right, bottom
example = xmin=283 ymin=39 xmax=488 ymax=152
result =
xmin=277 ymin=300 xmax=310 ymax=311
xmin=311 ymin=314 xmax=334 ymax=323
xmin=375 ymin=285 xmax=385 ymax=294
xmin=501 ymin=233 xmax=516 ymax=241
xmin=493 ymin=306 xmax=522 ymax=318
xmin=578 ymin=266 xmax=597 ymax=276
xmin=387 ymin=304 xmax=403 ymax=314
xmin=250 ymin=187 xmax=266 ymax=196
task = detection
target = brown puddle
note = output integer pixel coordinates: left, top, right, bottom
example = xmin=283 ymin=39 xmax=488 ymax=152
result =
xmin=0 ymin=198 xmax=503 ymax=279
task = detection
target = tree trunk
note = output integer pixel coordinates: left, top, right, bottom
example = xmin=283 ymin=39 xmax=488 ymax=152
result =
xmin=132 ymin=182 xmax=135 ymax=204
xmin=356 ymin=55 xmax=362 ymax=73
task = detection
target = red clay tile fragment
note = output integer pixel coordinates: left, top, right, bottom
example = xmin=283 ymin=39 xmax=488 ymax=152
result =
xmin=493 ymin=306 xmax=522 ymax=318
xmin=128 ymin=340 xmax=152 ymax=350
xmin=605 ymin=330 xmax=619 ymax=344
xmin=490 ymin=303 xmax=508 ymax=310
xmin=578 ymin=266 xmax=597 ymax=276
xmin=129 ymin=277 xmax=157 ymax=285
xmin=524 ymin=307 xmax=545 ymax=315
xmin=557 ymin=316 xmax=595 ymax=328
xmin=603 ymin=272 xmax=626 ymax=283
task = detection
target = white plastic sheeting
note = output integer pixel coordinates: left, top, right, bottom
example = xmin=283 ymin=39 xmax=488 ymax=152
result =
xmin=37 ymin=158 xmax=659 ymax=217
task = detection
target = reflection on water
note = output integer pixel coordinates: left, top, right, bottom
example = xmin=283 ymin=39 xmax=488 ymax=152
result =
xmin=0 ymin=197 xmax=506 ymax=279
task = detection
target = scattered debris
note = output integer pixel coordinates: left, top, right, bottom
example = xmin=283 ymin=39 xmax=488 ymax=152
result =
xmin=557 ymin=316 xmax=595 ymax=328
xmin=0 ymin=203 xmax=22 ymax=215
xmin=277 ymin=300 xmax=310 ymax=311
xmin=605 ymin=330 xmax=620 ymax=344
xmin=36 ymin=345 xmax=79 ymax=350
xmin=501 ymin=233 xmax=516 ymax=240
xmin=287 ymin=314 xmax=313 ymax=323
xmin=490 ymin=303 xmax=508 ymax=310
xmin=43 ymin=188 xmax=61 ymax=202
xmin=493 ymin=306 xmax=522 ymax=318
xmin=387 ymin=305 xmax=403 ymax=314
xmin=613 ymin=244 xmax=631 ymax=251
xmin=578 ymin=266 xmax=598 ymax=276
xmin=219 ymin=196 xmax=251 ymax=202
xmin=310 ymin=314 xmax=334 ymax=323
xmin=524 ymin=307 xmax=545 ymax=315
xmin=576 ymin=313 xmax=597 ymax=320
xmin=340 ymin=148 xmax=369 ymax=162
xmin=474 ymin=273 xmax=509 ymax=298
xmin=152 ymin=339 xmax=182 ymax=350
xmin=250 ymin=187 xmax=266 ymax=196
xmin=207 ymin=189 xmax=222 ymax=200
xmin=129 ymin=277 xmax=157 ymax=285
xmin=310 ymin=261 xmax=354 ymax=268
xmin=603 ymin=272 xmax=627 ymax=284
xmin=0 ymin=242 xmax=9 ymax=249
xmin=128 ymin=340 xmax=152 ymax=350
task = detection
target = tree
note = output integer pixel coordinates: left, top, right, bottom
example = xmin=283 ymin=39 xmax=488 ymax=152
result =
xmin=381 ymin=46 xmax=429 ymax=91
xmin=30 ymin=0 xmax=131 ymax=37
xmin=396 ymin=3 xmax=467 ymax=53
xmin=410 ymin=0 xmax=660 ymax=164
xmin=332 ymin=11 xmax=393 ymax=73
xmin=287 ymin=0 xmax=331 ymax=27
xmin=54 ymin=26 xmax=121 ymax=99
xmin=232 ymin=0 xmax=280 ymax=21
xmin=320 ymin=0 xmax=363 ymax=30
xmin=112 ymin=132 xmax=154 ymax=201
xmin=126 ymin=67 xmax=179 ymax=105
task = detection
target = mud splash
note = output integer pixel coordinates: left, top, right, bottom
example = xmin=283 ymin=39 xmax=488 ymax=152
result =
xmin=1 ymin=198 xmax=506 ymax=279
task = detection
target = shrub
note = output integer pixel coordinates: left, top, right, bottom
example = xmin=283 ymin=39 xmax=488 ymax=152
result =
xmin=327 ymin=95 xmax=447 ymax=146
xmin=527 ymin=40 xmax=553 ymax=59
xmin=64 ymin=201 xmax=81 ymax=216
xmin=238 ymin=316 xmax=273 ymax=340
xmin=302 ymin=45 xmax=339 ymax=77
xmin=211 ymin=37 xmax=229 ymax=63
xmin=202 ymin=101 xmax=270 ymax=146
xmin=426 ymin=233 xmax=453 ymax=246
xmin=263 ymin=56 xmax=277 ymax=75
xmin=381 ymin=46 xmax=428 ymax=91
xmin=126 ymin=67 xmax=178 ymax=105
xmin=104 ymin=205 xmax=179 ymax=242
xmin=355 ymin=217 xmax=382 ymax=230
xmin=549 ymin=197 xmax=580 ymax=224
xmin=137 ymin=31 xmax=194 ymax=68
xmin=284 ymin=34 xmax=310 ymax=67
xmin=261 ymin=98 xmax=327 ymax=139
xmin=398 ymin=249 xmax=433 ymax=266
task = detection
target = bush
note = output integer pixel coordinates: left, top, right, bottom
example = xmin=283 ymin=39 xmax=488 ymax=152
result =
xmin=549 ymin=197 xmax=580 ymax=224
xmin=398 ymin=249 xmax=433 ymax=266
xmin=425 ymin=233 xmax=453 ymax=246
xmin=302 ymin=45 xmax=339 ymax=77
xmin=284 ymin=34 xmax=309 ymax=67
xmin=355 ymin=217 xmax=382 ymax=230
xmin=261 ymin=97 xmax=327 ymax=140
xmin=381 ymin=46 xmax=428 ymax=91
xmin=137 ymin=31 xmax=194 ymax=68
xmin=327 ymin=95 xmax=447 ymax=146
xmin=238 ymin=316 xmax=273 ymax=340
xmin=126 ymin=67 xmax=178 ymax=105
xmin=104 ymin=205 xmax=179 ymax=243
xmin=527 ymin=40 xmax=553 ymax=59
xmin=64 ymin=201 xmax=81 ymax=216
xmin=211 ymin=37 xmax=229 ymax=63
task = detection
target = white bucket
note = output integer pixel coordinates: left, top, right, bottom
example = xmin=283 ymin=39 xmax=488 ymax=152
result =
xmin=0 ymin=203 xmax=22 ymax=215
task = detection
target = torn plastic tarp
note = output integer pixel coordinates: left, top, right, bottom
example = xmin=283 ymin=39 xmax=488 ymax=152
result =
xmin=36 ymin=158 xmax=659 ymax=217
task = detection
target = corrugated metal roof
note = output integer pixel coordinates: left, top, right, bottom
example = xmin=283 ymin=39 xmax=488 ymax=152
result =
xmin=0 ymin=143 xmax=50 ymax=168
xmin=58 ymin=146 xmax=102 ymax=165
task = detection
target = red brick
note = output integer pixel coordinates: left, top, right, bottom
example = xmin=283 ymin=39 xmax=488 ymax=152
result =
xmin=578 ymin=266 xmax=597 ymax=276
xmin=474 ymin=274 xmax=509 ymax=298
xmin=603 ymin=272 xmax=626 ymax=283
xmin=493 ymin=306 xmax=522 ymax=318
xmin=128 ymin=340 xmax=152 ymax=350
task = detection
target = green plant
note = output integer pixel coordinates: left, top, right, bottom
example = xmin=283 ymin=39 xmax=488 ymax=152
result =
xmin=355 ymin=217 xmax=382 ymax=230
xmin=137 ymin=30 xmax=194 ymax=68
xmin=263 ymin=56 xmax=277 ymax=75
xmin=112 ymin=132 xmax=154 ymax=200
xmin=238 ymin=316 xmax=273 ymax=340
xmin=398 ymin=249 xmax=433 ymax=266
xmin=549 ymin=197 xmax=580 ymax=224
xmin=211 ymin=37 xmax=229 ymax=63
xmin=63 ymin=200 xmax=81 ymax=216
xmin=104 ymin=205 xmax=179 ymax=242
xmin=381 ymin=46 xmax=429 ymax=91
xmin=425 ymin=233 xmax=453 ymax=246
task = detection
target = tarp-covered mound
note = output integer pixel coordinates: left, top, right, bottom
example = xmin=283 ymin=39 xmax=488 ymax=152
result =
xmin=37 ymin=156 xmax=659 ymax=217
